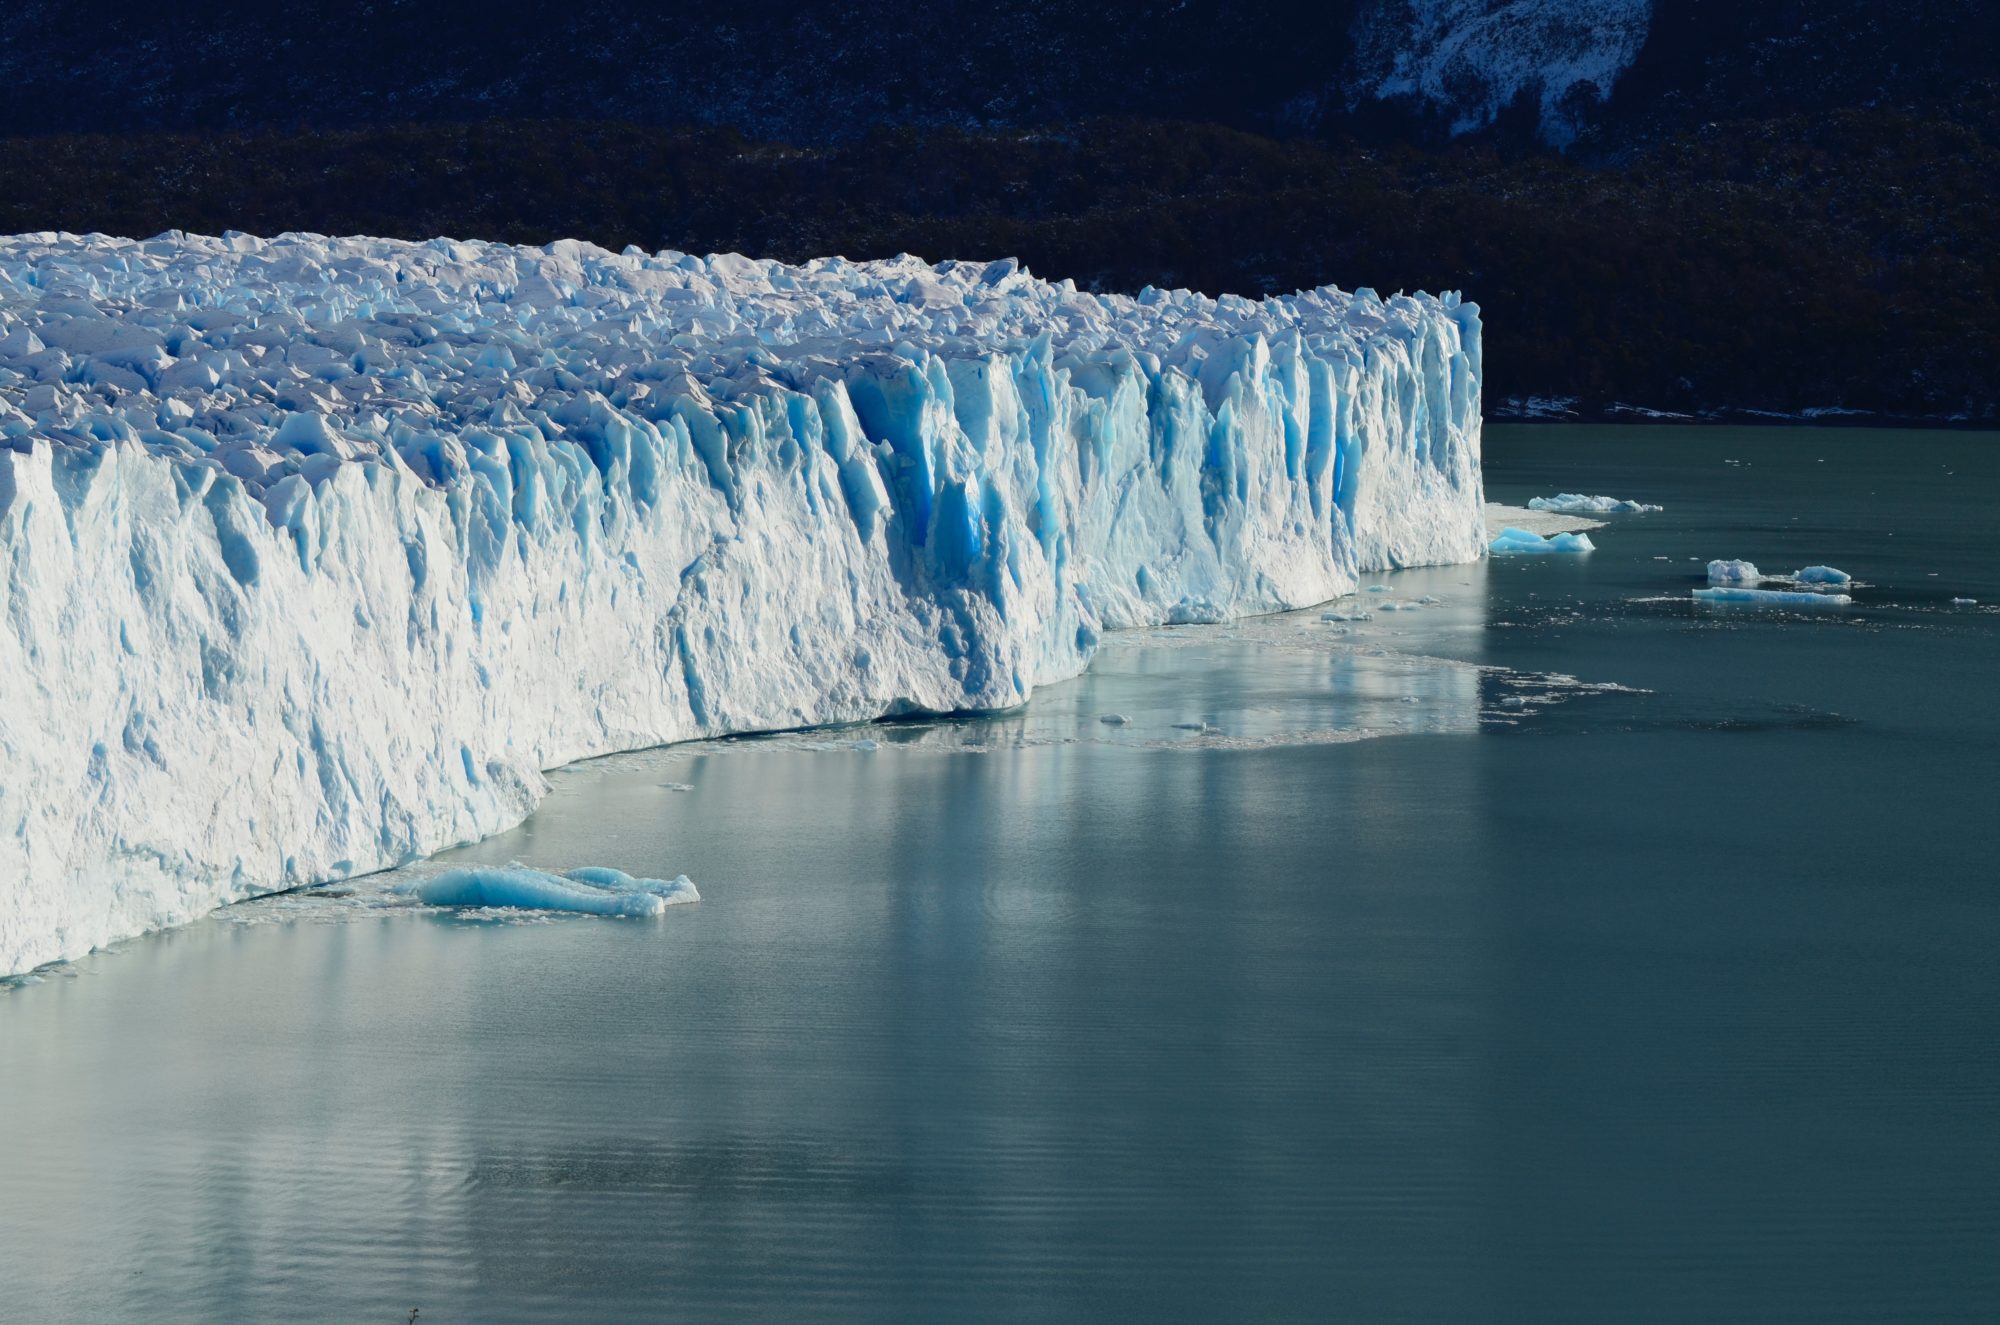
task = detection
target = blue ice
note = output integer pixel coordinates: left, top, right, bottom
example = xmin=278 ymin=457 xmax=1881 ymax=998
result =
xmin=395 ymin=864 xmax=698 ymax=915
xmin=1693 ymin=587 xmax=1851 ymax=607
xmin=1794 ymin=565 xmax=1852 ymax=585
xmin=1489 ymin=526 xmax=1595 ymax=555
xmin=562 ymin=866 xmax=701 ymax=904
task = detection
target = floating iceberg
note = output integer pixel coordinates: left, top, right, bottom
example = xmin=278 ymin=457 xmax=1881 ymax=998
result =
xmin=1707 ymin=559 xmax=1763 ymax=584
xmin=394 ymin=864 xmax=696 ymax=916
xmin=1489 ymin=526 xmax=1595 ymax=555
xmin=0 ymin=231 xmax=1485 ymax=974
xmin=1794 ymin=565 xmax=1852 ymax=585
xmin=1693 ymin=587 xmax=1852 ymax=607
xmin=1528 ymin=493 xmax=1662 ymax=514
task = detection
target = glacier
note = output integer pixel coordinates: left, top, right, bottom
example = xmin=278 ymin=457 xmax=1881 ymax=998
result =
xmin=0 ymin=231 xmax=1485 ymax=975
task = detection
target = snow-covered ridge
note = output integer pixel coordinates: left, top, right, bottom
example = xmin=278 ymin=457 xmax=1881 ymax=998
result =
xmin=0 ymin=231 xmax=1484 ymax=974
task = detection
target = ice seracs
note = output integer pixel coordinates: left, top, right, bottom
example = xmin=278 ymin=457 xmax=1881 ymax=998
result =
xmin=0 ymin=230 xmax=1485 ymax=975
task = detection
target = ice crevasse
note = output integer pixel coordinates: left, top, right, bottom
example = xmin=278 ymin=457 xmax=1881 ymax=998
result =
xmin=0 ymin=231 xmax=1486 ymax=974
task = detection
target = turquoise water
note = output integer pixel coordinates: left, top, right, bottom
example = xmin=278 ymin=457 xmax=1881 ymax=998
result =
xmin=2 ymin=426 xmax=1996 ymax=1322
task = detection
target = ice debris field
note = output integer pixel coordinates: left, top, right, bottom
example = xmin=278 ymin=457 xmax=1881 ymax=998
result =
xmin=0 ymin=230 xmax=1485 ymax=973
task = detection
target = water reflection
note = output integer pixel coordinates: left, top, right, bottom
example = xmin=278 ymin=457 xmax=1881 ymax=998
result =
xmin=5 ymin=429 xmax=1997 ymax=1322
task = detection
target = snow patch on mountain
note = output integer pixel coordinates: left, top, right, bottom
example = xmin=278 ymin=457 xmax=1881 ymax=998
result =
xmin=1346 ymin=0 xmax=1653 ymax=146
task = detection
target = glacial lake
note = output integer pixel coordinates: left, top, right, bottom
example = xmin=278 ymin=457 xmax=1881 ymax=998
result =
xmin=3 ymin=425 xmax=1996 ymax=1323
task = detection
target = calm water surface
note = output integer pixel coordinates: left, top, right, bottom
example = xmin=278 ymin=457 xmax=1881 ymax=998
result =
xmin=3 ymin=426 xmax=1996 ymax=1322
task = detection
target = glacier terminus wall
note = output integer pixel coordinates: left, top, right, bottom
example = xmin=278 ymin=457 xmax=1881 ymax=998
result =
xmin=0 ymin=231 xmax=1485 ymax=975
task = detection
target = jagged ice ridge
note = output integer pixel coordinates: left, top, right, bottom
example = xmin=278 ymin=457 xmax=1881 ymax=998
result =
xmin=0 ymin=231 xmax=1485 ymax=974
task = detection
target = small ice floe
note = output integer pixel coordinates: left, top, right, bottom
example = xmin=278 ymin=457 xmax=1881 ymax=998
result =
xmin=659 ymin=782 xmax=694 ymax=792
xmin=1793 ymin=565 xmax=1852 ymax=585
xmin=852 ymin=738 xmax=880 ymax=751
xmin=1952 ymin=597 xmax=1978 ymax=606
xmin=1367 ymin=585 xmax=1392 ymax=593
xmin=1707 ymin=559 xmax=1762 ymax=584
xmin=1099 ymin=713 xmax=1131 ymax=725
xmin=1378 ymin=600 xmax=1414 ymax=611
xmin=1490 ymin=527 xmax=1595 ymax=555
xmin=1418 ymin=595 xmax=1443 ymax=605
xmin=1172 ymin=721 xmax=1209 ymax=731
xmin=1499 ymin=696 xmax=1526 ymax=708
xmin=1693 ymin=587 xmax=1851 ymax=607
xmin=1321 ymin=608 xmax=1373 ymax=622
xmin=394 ymin=864 xmax=698 ymax=916
xmin=1528 ymin=494 xmax=1663 ymax=514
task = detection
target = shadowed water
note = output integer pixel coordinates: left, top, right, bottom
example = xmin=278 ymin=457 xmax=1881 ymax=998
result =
xmin=2 ymin=426 xmax=1996 ymax=1323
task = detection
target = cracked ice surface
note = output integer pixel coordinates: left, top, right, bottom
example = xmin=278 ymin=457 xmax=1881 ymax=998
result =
xmin=0 ymin=231 xmax=1484 ymax=973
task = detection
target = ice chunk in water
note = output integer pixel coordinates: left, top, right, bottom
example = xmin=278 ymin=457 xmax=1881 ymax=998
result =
xmin=1693 ymin=587 xmax=1851 ymax=607
xmin=395 ymin=864 xmax=696 ymax=915
xmin=1490 ymin=527 xmax=1595 ymax=555
xmin=564 ymin=866 xmax=700 ymax=904
xmin=1794 ymin=565 xmax=1852 ymax=585
xmin=1707 ymin=559 xmax=1762 ymax=584
xmin=1529 ymin=494 xmax=1662 ymax=514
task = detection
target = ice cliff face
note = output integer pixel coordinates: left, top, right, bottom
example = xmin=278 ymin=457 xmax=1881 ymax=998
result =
xmin=1346 ymin=0 xmax=1653 ymax=146
xmin=0 ymin=232 xmax=1484 ymax=974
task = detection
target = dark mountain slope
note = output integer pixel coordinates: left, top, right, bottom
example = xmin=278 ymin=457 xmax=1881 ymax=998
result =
xmin=2 ymin=104 xmax=1991 ymax=422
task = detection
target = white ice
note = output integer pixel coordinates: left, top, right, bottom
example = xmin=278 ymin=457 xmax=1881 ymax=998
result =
xmin=1528 ymin=493 xmax=1662 ymax=514
xmin=1489 ymin=526 xmax=1595 ymax=555
xmin=1707 ymin=559 xmax=1763 ymax=584
xmin=0 ymin=230 xmax=1485 ymax=974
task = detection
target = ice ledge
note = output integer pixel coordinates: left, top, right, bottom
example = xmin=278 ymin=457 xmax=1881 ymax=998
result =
xmin=0 ymin=232 xmax=1486 ymax=974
